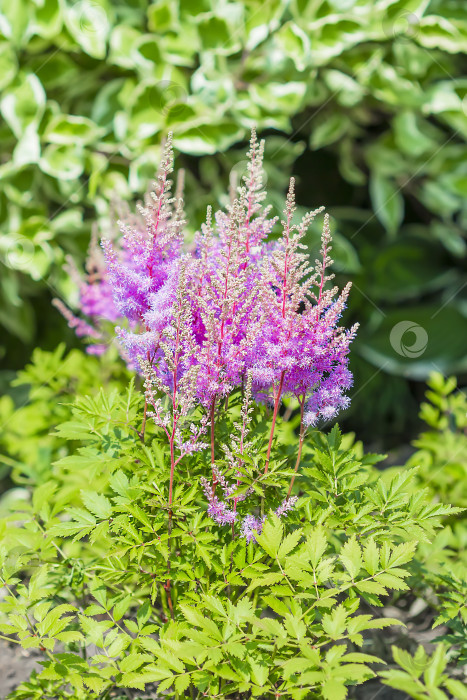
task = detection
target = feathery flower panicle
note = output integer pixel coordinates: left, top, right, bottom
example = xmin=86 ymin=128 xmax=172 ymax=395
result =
xmin=188 ymin=199 xmax=261 ymax=408
xmin=52 ymin=228 xmax=121 ymax=355
xmin=102 ymin=134 xmax=184 ymax=325
xmin=249 ymin=185 xmax=358 ymax=427
xmin=187 ymin=131 xmax=277 ymax=410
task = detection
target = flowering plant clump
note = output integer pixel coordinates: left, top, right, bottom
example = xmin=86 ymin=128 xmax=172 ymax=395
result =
xmin=0 ymin=135 xmax=462 ymax=700
xmin=59 ymin=130 xmax=357 ymax=541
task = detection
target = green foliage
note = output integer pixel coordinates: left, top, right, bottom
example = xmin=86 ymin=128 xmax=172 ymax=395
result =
xmin=1 ymin=0 xmax=467 ymax=441
xmin=0 ymin=377 xmax=464 ymax=698
xmin=0 ymin=343 xmax=130 ymax=495
xmin=389 ymin=372 xmax=467 ymax=670
xmin=380 ymin=644 xmax=467 ymax=699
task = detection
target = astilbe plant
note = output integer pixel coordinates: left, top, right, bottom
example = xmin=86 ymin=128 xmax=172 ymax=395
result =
xmin=58 ymin=130 xmax=357 ymax=542
xmin=0 ymin=134 xmax=462 ymax=700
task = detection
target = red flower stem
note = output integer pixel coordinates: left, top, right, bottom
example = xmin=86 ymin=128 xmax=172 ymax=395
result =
xmin=286 ymin=396 xmax=306 ymax=499
xmin=210 ymin=397 xmax=217 ymax=496
xmin=168 ymin=432 xmax=176 ymax=511
xmin=165 ymin=417 xmax=177 ymax=620
xmin=166 ymin=292 xmax=182 ymax=621
xmin=263 ymin=189 xmax=291 ymax=475
xmin=264 ymin=371 xmax=285 ymax=474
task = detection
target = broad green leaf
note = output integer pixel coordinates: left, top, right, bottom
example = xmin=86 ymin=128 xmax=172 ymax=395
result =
xmin=44 ymin=114 xmax=104 ymax=146
xmin=311 ymin=113 xmax=351 ymax=150
xmin=0 ymin=40 xmax=18 ymax=90
xmin=120 ymin=653 xmax=152 ymax=673
xmin=0 ymin=72 xmax=45 ymax=137
xmin=66 ymin=0 xmax=110 ymax=59
xmin=322 ymin=604 xmax=348 ymax=640
xmin=275 ymin=21 xmax=311 ymax=70
xmin=322 ymin=678 xmax=347 ymax=700
xmin=369 ymin=171 xmax=404 ymax=237
xmin=39 ymin=144 xmax=85 ymax=180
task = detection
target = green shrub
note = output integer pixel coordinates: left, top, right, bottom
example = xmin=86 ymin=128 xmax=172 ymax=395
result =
xmin=0 ymin=374 xmax=464 ymax=698
xmin=0 ymin=343 xmax=130 ymax=495
xmin=392 ymin=372 xmax=467 ymax=670
xmin=380 ymin=644 xmax=467 ymax=699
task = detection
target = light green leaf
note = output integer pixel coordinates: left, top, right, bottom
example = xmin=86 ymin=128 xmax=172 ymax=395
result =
xmin=256 ymin=513 xmax=283 ymax=558
xmin=306 ymin=528 xmax=328 ymax=568
xmin=278 ymin=528 xmax=303 ymax=561
xmin=275 ymin=21 xmax=310 ymax=71
xmin=174 ymin=673 xmax=191 ymax=693
xmin=66 ymin=0 xmax=110 ymax=59
xmin=39 ymin=144 xmax=85 ymax=180
xmin=0 ymin=40 xmax=18 ymax=90
xmin=80 ymin=490 xmax=113 ymax=519
xmin=120 ymin=653 xmax=152 ymax=673
xmin=0 ymin=72 xmax=45 ymax=137
xmin=322 ymin=678 xmax=347 ymax=700
xmin=44 ymin=114 xmax=104 ymax=145
xmin=340 ymin=535 xmax=362 ymax=579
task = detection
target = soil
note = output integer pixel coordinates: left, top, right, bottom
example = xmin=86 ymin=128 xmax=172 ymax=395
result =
xmin=0 ymin=640 xmax=41 ymax=699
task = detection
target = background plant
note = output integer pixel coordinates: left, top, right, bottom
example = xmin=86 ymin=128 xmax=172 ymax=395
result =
xmin=1 ymin=0 xmax=467 ymax=443
xmin=0 ymin=343 xmax=130 ymax=498
xmin=388 ymin=372 xmax=467 ymax=673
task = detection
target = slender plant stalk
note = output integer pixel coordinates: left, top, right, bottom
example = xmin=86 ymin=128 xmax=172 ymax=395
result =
xmin=210 ymin=397 xmax=216 ymax=467
xmin=168 ymin=433 xmax=176 ymax=510
xmin=210 ymin=396 xmax=217 ymax=496
xmin=165 ymin=429 xmax=175 ymax=620
xmin=139 ymin=344 xmax=153 ymax=443
xmin=286 ymin=396 xmax=306 ymax=499
xmin=165 ymin=297 xmax=182 ymax=621
xmin=264 ymin=371 xmax=285 ymax=474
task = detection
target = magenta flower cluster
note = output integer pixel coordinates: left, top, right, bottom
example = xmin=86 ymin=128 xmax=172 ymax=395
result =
xmin=57 ymin=130 xmax=357 ymax=539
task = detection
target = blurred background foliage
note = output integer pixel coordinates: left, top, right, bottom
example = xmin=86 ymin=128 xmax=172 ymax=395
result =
xmin=0 ymin=0 xmax=466 ymax=444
